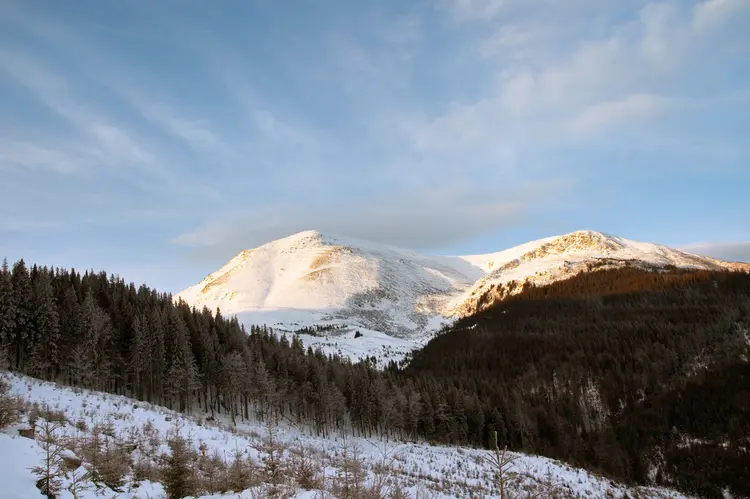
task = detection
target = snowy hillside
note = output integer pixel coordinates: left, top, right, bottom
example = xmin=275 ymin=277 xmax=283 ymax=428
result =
xmin=1 ymin=372 xmax=689 ymax=498
xmin=448 ymin=230 xmax=750 ymax=316
xmin=177 ymin=230 xmax=749 ymax=362
xmin=177 ymin=230 xmax=483 ymax=338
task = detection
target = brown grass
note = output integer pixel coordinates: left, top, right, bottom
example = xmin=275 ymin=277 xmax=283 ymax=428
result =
xmin=309 ymin=246 xmax=348 ymax=270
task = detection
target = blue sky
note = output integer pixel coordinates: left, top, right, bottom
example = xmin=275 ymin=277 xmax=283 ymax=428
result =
xmin=1 ymin=0 xmax=749 ymax=292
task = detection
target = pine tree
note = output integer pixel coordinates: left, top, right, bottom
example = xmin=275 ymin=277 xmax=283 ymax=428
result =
xmin=30 ymin=418 xmax=66 ymax=498
xmin=165 ymin=308 xmax=200 ymax=412
xmin=57 ymin=285 xmax=80 ymax=382
xmin=221 ymin=351 xmax=245 ymax=425
xmin=0 ymin=259 xmax=16 ymax=365
xmin=11 ymin=259 xmax=32 ymax=371
xmin=226 ymin=446 xmax=252 ymax=492
xmin=0 ymin=376 xmax=20 ymax=428
xmin=32 ymin=270 xmax=60 ymax=379
xmin=255 ymin=415 xmax=287 ymax=495
xmin=149 ymin=308 xmax=166 ymax=405
xmin=162 ymin=430 xmax=198 ymax=499
xmin=80 ymin=293 xmax=114 ymax=391
xmin=129 ymin=314 xmax=151 ymax=400
xmin=68 ymin=343 xmax=93 ymax=388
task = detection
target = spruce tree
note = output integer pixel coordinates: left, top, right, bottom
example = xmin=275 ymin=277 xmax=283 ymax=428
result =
xmin=80 ymin=293 xmax=114 ymax=390
xmin=148 ymin=308 xmax=166 ymax=405
xmin=11 ymin=259 xmax=33 ymax=371
xmin=130 ymin=314 xmax=151 ymax=400
xmin=162 ymin=431 xmax=197 ymax=499
xmin=0 ymin=259 xmax=16 ymax=365
xmin=32 ymin=270 xmax=61 ymax=379
xmin=57 ymin=285 xmax=80 ymax=383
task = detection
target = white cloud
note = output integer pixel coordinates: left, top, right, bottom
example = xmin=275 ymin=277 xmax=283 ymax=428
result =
xmin=171 ymin=185 xmax=541 ymax=259
xmin=569 ymin=93 xmax=667 ymax=135
xmin=692 ymin=0 xmax=750 ymax=32
xmin=0 ymin=139 xmax=83 ymax=175
xmin=134 ymin=102 xmax=221 ymax=152
xmin=446 ymin=0 xmax=513 ymax=21
xmin=639 ymin=2 xmax=687 ymax=69
xmin=0 ymin=6 xmax=232 ymax=161
xmin=682 ymin=241 xmax=750 ymax=262
xmin=478 ymin=22 xmax=549 ymax=60
xmin=1 ymin=0 xmax=747 ymax=266
xmin=407 ymin=0 xmax=746 ymax=161
xmin=0 ymin=48 xmax=155 ymax=170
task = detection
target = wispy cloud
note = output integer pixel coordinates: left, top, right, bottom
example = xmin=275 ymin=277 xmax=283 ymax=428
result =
xmin=170 ymin=182 xmax=558 ymax=259
xmin=569 ymin=94 xmax=668 ymax=135
xmin=683 ymin=241 xmax=750 ymax=263
xmin=0 ymin=47 xmax=155 ymax=171
xmin=692 ymin=0 xmax=750 ymax=32
xmin=0 ymin=138 xmax=84 ymax=175
xmin=446 ymin=0 xmax=516 ymax=22
xmin=1 ymin=8 xmax=232 ymax=159
xmin=129 ymin=101 xmax=221 ymax=153
xmin=405 ymin=0 xmax=748 ymax=160
xmin=0 ymin=0 xmax=747 ymax=290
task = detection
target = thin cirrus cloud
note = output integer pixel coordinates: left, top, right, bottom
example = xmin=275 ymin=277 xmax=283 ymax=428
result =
xmin=0 ymin=0 xmax=748 ymax=291
xmin=0 ymin=48 xmax=155 ymax=171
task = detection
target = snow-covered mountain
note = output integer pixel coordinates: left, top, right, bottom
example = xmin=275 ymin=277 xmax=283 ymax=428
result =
xmin=176 ymin=229 xmax=749 ymax=361
xmin=448 ymin=230 xmax=750 ymax=316
xmin=177 ymin=230 xmax=484 ymax=338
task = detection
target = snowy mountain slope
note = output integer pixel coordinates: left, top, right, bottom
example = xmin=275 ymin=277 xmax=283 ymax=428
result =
xmin=3 ymin=373 xmax=690 ymax=498
xmin=177 ymin=229 xmax=749 ymax=361
xmin=177 ymin=230 xmax=483 ymax=338
xmin=449 ymin=230 xmax=750 ymax=316
xmin=456 ymin=235 xmax=559 ymax=273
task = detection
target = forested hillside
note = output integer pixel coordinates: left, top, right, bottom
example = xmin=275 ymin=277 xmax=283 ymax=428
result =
xmin=404 ymin=267 xmax=750 ymax=498
xmin=1 ymin=258 xmax=748 ymax=497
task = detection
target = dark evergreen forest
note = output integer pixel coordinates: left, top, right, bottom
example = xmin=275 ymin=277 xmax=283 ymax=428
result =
xmin=404 ymin=267 xmax=750 ymax=498
xmin=1 ymin=258 xmax=748 ymax=498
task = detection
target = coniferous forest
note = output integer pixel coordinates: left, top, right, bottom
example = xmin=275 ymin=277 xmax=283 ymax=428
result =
xmin=1 ymin=258 xmax=748 ymax=498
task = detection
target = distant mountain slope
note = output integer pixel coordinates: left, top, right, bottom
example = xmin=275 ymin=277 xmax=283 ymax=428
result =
xmin=176 ymin=230 xmax=484 ymax=338
xmin=176 ymin=229 xmax=749 ymax=359
xmin=449 ymin=230 xmax=750 ymax=316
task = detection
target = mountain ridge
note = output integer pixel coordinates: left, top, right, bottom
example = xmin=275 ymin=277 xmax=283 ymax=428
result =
xmin=176 ymin=229 xmax=749 ymax=361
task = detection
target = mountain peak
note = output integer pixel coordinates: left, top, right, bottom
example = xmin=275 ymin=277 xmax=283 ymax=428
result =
xmin=538 ymin=230 xmax=624 ymax=256
xmin=273 ymin=229 xmax=326 ymax=246
xmin=288 ymin=229 xmax=325 ymax=239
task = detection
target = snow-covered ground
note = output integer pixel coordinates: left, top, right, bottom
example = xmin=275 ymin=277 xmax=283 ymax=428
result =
xmin=2 ymin=373 xmax=690 ymax=498
xmin=177 ymin=230 xmax=748 ymax=364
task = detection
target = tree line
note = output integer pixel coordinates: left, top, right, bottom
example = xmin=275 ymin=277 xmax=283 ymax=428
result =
xmin=1 ymin=258 xmax=748 ymax=497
